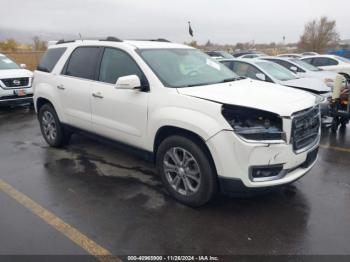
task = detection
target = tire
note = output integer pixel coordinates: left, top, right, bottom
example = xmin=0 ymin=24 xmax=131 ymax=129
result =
xmin=38 ymin=103 xmax=71 ymax=147
xmin=156 ymin=135 xmax=217 ymax=207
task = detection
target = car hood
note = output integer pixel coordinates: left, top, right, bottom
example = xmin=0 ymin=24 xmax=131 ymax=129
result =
xmin=281 ymin=77 xmax=331 ymax=92
xmin=177 ymin=79 xmax=317 ymax=117
xmin=0 ymin=69 xmax=33 ymax=79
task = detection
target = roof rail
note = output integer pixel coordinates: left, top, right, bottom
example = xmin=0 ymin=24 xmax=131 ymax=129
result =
xmin=55 ymin=37 xmax=123 ymax=45
xmin=153 ymin=38 xmax=171 ymax=42
xmin=130 ymin=38 xmax=171 ymax=43
xmin=55 ymin=37 xmax=169 ymax=45
xmin=56 ymin=39 xmax=76 ymax=45
xmin=100 ymin=36 xmax=123 ymax=42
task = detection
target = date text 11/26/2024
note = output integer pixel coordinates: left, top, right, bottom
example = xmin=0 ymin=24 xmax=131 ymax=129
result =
xmin=127 ymin=255 xmax=219 ymax=261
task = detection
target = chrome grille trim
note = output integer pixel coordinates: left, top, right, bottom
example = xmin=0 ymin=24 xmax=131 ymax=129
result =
xmin=291 ymin=106 xmax=321 ymax=154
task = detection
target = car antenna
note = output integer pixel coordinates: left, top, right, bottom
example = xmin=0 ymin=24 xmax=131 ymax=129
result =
xmin=79 ymin=33 xmax=83 ymax=42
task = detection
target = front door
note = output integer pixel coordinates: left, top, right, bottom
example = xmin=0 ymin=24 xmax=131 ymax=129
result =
xmin=91 ymin=47 xmax=149 ymax=148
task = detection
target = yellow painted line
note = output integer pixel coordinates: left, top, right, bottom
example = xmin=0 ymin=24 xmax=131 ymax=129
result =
xmin=320 ymin=144 xmax=350 ymax=153
xmin=0 ymin=179 xmax=122 ymax=262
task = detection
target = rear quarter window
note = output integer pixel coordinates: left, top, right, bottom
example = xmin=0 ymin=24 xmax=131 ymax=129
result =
xmin=37 ymin=47 xmax=67 ymax=72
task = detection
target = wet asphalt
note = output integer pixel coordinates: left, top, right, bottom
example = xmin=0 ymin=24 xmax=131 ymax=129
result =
xmin=0 ymin=106 xmax=349 ymax=257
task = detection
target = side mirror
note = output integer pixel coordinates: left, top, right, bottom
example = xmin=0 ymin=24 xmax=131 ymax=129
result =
xmin=255 ymin=73 xmax=266 ymax=81
xmin=115 ymin=75 xmax=141 ymax=90
xmin=290 ymin=66 xmax=298 ymax=72
xmin=20 ymin=64 xmax=27 ymax=69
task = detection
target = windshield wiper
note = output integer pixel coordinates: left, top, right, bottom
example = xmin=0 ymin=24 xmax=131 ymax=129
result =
xmin=181 ymin=77 xmax=245 ymax=88
xmin=219 ymin=76 xmax=245 ymax=83
xmin=185 ymin=83 xmax=211 ymax=87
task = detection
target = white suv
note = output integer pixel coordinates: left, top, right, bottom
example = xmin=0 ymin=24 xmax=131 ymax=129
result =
xmin=33 ymin=38 xmax=321 ymax=206
xmin=0 ymin=53 xmax=33 ymax=106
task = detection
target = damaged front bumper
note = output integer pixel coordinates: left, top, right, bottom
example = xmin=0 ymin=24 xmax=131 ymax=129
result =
xmin=206 ymin=130 xmax=320 ymax=192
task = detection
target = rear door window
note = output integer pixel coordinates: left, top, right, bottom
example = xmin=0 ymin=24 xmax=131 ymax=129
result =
xmin=313 ymin=57 xmax=339 ymax=66
xmin=37 ymin=47 xmax=67 ymax=72
xmin=63 ymin=47 xmax=102 ymax=80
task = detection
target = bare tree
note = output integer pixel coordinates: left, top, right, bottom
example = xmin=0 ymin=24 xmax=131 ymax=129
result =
xmin=32 ymin=36 xmax=47 ymax=51
xmin=298 ymin=16 xmax=340 ymax=53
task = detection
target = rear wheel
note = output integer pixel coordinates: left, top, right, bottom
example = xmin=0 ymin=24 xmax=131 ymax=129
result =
xmin=38 ymin=104 xmax=71 ymax=147
xmin=156 ymin=135 xmax=217 ymax=207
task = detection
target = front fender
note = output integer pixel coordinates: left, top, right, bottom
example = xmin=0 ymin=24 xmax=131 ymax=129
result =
xmin=146 ymin=106 xmax=225 ymax=151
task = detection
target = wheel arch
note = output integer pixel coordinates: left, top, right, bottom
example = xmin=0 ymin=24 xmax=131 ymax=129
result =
xmin=36 ymin=97 xmax=53 ymax=112
xmin=153 ymin=126 xmax=218 ymax=176
xmin=35 ymin=95 xmax=66 ymax=122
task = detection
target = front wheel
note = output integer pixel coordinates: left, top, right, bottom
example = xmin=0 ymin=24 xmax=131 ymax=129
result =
xmin=38 ymin=103 xmax=71 ymax=147
xmin=156 ymin=135 xmax=217 ymax=207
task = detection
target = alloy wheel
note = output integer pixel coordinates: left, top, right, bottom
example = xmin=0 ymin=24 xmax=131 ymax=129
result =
xmin=41 ymin=111 xmax=57 ymax=142
xmin=163 ymin=147 xmax=202 ymax=196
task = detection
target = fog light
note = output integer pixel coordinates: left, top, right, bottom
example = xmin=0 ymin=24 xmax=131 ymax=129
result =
xmin=250 ymin=165 xmax=283 ymax=182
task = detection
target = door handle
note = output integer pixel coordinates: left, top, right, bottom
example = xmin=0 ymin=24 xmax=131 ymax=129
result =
xmin=92 ymin=92 xmax=104 ymax=99
xmin=57 ymin=84 xmax=65 ymax=90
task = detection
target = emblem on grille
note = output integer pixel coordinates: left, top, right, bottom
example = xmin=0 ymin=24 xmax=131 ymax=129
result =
xmin=13 ymin=79 xmax=21 ymax=85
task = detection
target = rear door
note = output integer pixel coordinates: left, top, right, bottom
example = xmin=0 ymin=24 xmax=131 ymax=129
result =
xmin=91 ymin=47 xmax=149 ymax=148
xmin=57 ymin=46 xmax=103 ymax=130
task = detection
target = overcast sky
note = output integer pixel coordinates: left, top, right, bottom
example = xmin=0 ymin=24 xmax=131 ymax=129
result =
xmin=1 ymin=0 xmax=349 ymax=44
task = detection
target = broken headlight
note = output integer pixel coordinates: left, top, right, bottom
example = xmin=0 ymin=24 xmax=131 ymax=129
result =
xmin=222 ymin=105 xmax=285 ymax=141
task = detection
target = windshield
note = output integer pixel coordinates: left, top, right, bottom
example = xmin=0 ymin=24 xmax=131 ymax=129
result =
xmin=138 ymin=48 xmax=238 ymax=88
xmin=290 ymin=58 xmax=320 ymax=71
xmin=335 ymin=56 xmax=350 ymax=64
xmin=255 ymin=61 xmax=297 ymax=81
xmin=0 ymin=55 xmax=20 ymax=70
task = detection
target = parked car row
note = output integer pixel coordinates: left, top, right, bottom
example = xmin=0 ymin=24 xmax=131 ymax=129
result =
xmin=259 ymin=56 xmax=338 ymax=88
xmin=208 ymin=49 xmax=350 ymax=119
xmin=219 ymin=58 xmax=331 ymax=115
xmin=31 ymin=38 xmax=321 ymax=206
xmin=277 ymin=52 xmax=319 ymax=59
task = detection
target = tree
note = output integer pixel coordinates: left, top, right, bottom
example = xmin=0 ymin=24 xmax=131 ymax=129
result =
xmin=0 ymin=38 xmax=19 ymax=51
xmin=204 ymin=40 xmax=213 ymax=47
xmin=188 ymin=40 xmax=198 ymax=48
xmin=298 ymin=16 xmax=339 ymax=53
xmin=235 ymin=42 xmax=245 ymax=50
xmin=32 ymin=36 xmax=47 ymax=51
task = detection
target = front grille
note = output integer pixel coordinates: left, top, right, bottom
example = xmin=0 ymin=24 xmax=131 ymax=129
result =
xmin=1 ymin=77 xmax=30 ymax=88
xmin=291 ymin=106 xmax=320 ymax=152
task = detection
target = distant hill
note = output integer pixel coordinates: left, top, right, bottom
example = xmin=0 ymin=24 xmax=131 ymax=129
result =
xmin=0 ymin=28 xmax=76 ymax=44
